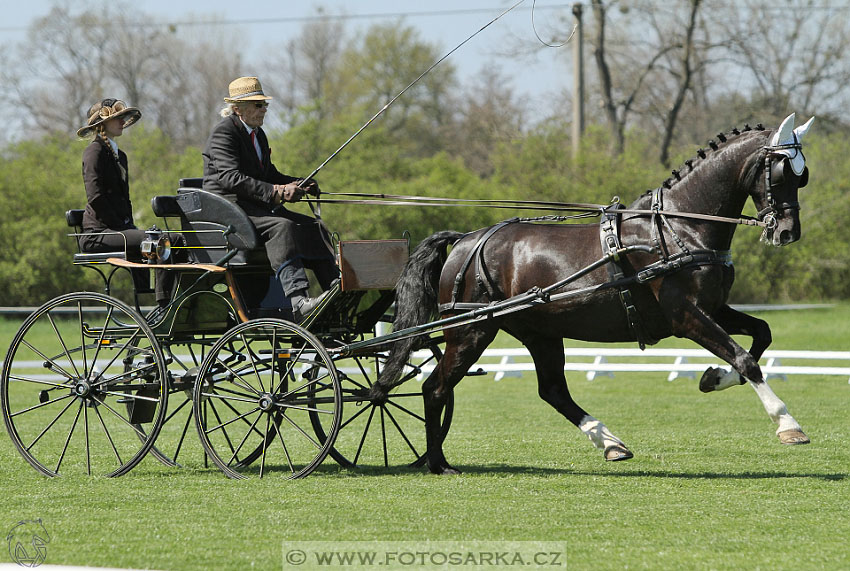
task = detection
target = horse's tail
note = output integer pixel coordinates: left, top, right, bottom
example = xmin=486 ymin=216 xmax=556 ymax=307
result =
xmin=374 ymin=230 xmax=464 ymax=394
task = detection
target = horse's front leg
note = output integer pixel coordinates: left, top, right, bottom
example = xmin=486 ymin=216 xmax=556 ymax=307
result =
xmin=698 ymin=305 xmax=771 ymax=393
xmin=674 ymin=303 xmax=809 ymax=445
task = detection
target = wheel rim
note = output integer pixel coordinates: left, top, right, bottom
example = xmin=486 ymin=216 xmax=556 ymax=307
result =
xmin=1 ymin=292 xmax=167 ymax=477
xmin=311 ymin=343 xmax=453 ymax=469
xmin=193 ymin=319 xmax=341 ymax=479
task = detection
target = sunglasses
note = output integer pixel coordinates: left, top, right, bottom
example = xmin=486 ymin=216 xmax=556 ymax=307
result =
xmin=252 ymin=102 xmax=269 ymax=109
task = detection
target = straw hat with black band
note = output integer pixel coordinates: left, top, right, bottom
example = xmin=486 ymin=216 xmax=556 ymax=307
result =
xmin=76 ymin=98 xmax=141 ymax=138
xmin=224 ymin=76 xmax=273 ymax=103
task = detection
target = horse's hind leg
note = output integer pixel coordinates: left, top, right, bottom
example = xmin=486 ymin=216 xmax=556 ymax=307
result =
xmin=423 ymin=324 xmax=497 ymax=475
xmin=524 ymin=335 xmax=633 ymax=462
xmin=677 ymin=303 xmax=809 ymax=445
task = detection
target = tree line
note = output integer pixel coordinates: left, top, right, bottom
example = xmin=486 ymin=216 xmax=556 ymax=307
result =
xmin=0 ymin=1 xmax=848 ymax=306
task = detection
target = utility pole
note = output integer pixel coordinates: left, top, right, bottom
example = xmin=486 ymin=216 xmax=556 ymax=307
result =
xmin=572 ymin=3 xmax=585 ymax=159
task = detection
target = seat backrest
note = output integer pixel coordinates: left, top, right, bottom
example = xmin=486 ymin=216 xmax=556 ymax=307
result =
xmin=151 ymin=189 xmax=262 ymax=265
xmin=179 ymin=177 xmax=203 ymax=189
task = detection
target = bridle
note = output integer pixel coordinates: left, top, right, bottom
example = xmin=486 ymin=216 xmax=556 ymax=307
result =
xmin=757 ymin=134 xmax=807 ymax=231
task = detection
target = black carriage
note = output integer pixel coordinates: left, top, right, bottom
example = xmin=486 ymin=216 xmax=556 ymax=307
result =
xmin=1 ymin=179 xmax=451 ymax=479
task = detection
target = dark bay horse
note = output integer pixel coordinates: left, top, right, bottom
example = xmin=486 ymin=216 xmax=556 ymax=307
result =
xmin=373 ymin=113 xmax=815 ymax=474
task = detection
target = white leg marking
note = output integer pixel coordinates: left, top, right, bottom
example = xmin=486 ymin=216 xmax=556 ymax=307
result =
xmin=579 ymin=415 xmax=625 ymax=450
xmin=715 ymin=369 xmax=743 ymax=391
xmin=748 ymin=380 xmax=802 ymax=434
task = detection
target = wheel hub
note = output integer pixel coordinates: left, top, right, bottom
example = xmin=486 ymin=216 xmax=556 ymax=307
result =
xmin=258 ymin=393 xmax=275 ymax=412
xmin=73 ymin=380 xmax=92 ymax=397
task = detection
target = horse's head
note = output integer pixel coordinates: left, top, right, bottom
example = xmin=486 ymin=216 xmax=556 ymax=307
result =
xmin=753 ymin=113 xmax=814 ymax=246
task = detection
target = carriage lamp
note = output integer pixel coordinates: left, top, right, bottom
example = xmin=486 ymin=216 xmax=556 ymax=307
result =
xmin=140 ymin=226 xmax=171 ymax=262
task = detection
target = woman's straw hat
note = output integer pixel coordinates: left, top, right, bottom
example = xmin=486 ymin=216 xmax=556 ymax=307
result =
xmin=77 ymin=98 xmax=141 ymax=138
xmin=224 ymin=76 xmax=273 ymax=103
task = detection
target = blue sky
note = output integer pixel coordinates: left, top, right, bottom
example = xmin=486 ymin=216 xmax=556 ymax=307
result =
xmin=2 ymin=1 xmax=574 ymax=112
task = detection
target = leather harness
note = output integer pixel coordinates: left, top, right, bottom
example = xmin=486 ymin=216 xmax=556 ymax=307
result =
xmin=438 ymin=200 xmax=734 ymax=350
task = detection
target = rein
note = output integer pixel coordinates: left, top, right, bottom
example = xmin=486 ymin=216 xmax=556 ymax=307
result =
xmin=307 ymin=192 xmax=770 ymax=228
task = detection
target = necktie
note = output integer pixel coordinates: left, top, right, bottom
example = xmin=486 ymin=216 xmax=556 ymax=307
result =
xmin=250 ymin=129 xmax=262 ymax=164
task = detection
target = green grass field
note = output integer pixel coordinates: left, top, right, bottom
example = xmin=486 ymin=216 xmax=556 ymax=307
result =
xmin=1 ymin=306 xmax=848 ymax=570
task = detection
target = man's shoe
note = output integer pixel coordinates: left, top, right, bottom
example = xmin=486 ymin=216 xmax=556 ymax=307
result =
xmin=292 ymin=291 xmax=330 ymax=322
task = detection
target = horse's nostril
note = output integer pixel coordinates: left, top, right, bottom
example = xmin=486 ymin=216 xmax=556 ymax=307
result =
xmin=778 ymin=229 xmax=793 ymax=245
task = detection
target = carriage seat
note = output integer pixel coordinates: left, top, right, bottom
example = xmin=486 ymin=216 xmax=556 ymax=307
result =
xmin=66 ymin=209 xmax=127 ymax=264
xmin=151 ymin=182 xmax=265 ymax=266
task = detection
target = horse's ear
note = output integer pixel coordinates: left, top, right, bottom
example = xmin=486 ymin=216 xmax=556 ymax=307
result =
xmin=794 ymin=116 xmax=815 ymax=142
xmin=770 ymin=113 xmax=796 ymax=147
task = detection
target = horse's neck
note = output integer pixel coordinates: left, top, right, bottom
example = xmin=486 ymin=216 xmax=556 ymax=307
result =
xmin=628 ymin=132 xmax=768 ymax=250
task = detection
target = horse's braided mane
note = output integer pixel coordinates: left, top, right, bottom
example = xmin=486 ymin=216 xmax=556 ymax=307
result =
xmin=638 ymin=123 xmax=768 ymax=199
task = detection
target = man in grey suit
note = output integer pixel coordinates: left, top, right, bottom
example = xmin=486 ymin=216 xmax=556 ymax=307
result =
xmin=203 ymin=76 xmax=339 ymax=321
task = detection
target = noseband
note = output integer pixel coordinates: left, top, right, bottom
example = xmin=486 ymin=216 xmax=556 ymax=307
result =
xmin=757 ymin=136 xmax=805 ymax=229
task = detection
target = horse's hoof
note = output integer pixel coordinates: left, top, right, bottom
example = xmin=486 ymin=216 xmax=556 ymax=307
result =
xmin=699 ymin=367 xmax=723 ymax=393
xmin=604 ymin=444 xmax=634 ymax=462
xmin=430 ymin=466 xmax=462 ymax=475
xmin=699 ymin=367 xmax=742 ymax=393
xmin=778 ymin=430 xmax=811 ymax=445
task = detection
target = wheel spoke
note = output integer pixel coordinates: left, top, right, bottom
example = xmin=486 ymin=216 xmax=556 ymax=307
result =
xmin=380 ymin=406 xmax=388 ymax=467
xmin=84 ymin=404 xmax=91 ymax=476
xmin=172 ymin=400 xmax=195 ymax=463
xmin=92 ymin=363 xmax=158 ymax=388
xmin=260 ymin=414 xmax=271 ymax=478
xmin=280 ymin=411 xmax=322 ymax=451
xmin=78 ymin=301 xmax=88 ymax=379
xmin=275 ymin=417 xmax=295 ymax=473
xmin=338 ymin=402 xmax=372 ymax=430
xmin=227 ymin=413 xmax=263 ymax=466
xmin=25 ymin=396 xmax=78 ymax=451
xmin=91 ymin=396 xmax=150 ymax=440
xmin=9 ymin=393 xmax=74 ymax=419
xmin=241 ymin=332 xmax=267 ymax=394
xmin=162 ymin=395 xmax=191 ymax=425
xmin=383 ymin=405 xmax=420 ymax=457
xmin=93 ymin=404 xmax=123 ymax=466
xmin=88 ymin=305 xmax=115 ymax=375
xmin=353 ymin=406 xmax=377 ymax=465
xmin=55 ymin=401 xmax=84 ymax=474
xmin=207 ymin=400 xmax=239 ymax=462
xmin=385 ymin=398 xmax=426 ymax=423
xmin=46 ymin=312 xmax=82 ymax=379
xmin=204 ymin=406 xmax=262 ymax=435
xmin=19 ymin=339 xmax=76 ymax=382
xmin=102 ymin=389 xmax=160 ymax=402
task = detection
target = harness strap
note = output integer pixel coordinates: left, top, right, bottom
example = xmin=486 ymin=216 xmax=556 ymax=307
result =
xmin=600 ymin=204 xmax=657 ymax=350
xmin=446 ymin=218 xmax=518 ymax=312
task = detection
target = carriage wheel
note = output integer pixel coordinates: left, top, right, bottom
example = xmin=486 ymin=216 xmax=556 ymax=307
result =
xmin=193 ymin=319 xmax=341 ymax=479
xmin=310 ymin=339 xmax=453 ymax=469
xmin=1 ymin=292 xmax=167 ymax=477
xmin=137 ymin=337 xmax=218 ymax=468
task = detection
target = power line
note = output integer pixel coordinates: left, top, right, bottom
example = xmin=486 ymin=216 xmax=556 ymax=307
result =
xmin=0 ymin=5 xmax=574 ymax=33
xmin=2 ymin=2 xmax=846 ymax=34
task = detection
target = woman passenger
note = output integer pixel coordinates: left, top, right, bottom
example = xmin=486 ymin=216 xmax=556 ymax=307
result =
xmin=77 ymin=98 xmax=180 ymax=307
